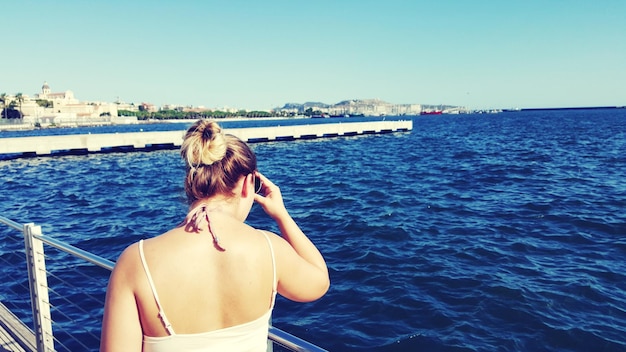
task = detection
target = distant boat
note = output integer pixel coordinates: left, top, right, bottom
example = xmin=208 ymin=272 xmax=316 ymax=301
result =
xmin=420 ymin=110 xmax=443 ymax=115
xmin=311 ymin=113 xmax=329 ymax=118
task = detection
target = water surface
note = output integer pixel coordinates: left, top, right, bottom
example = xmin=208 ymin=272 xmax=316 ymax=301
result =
xmin=1 ymin=110 xmax=625 ymax=351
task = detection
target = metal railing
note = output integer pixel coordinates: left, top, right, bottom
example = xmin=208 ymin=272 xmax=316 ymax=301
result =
xmin=0 ymin=215 xmax=327 ymax=352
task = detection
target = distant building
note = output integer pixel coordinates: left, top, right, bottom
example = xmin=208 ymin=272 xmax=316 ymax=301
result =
xmin=18 ymin=82 xmax=119 ymax=126
xmin=139 ymin=102 xmax=158 ymax=113
xmin=277 ymin=99 xmax=424 ymax=117
xmin=36 ymin=81 xmax=79 ymax=105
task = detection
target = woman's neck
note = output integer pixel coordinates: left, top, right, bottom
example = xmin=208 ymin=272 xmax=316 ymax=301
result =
xmin=190 ymin=197 xmax=238 ymax=217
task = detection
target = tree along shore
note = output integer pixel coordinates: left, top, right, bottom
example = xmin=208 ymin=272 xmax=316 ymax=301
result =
xmin=118 ymin=106 xmax=330 ymax=120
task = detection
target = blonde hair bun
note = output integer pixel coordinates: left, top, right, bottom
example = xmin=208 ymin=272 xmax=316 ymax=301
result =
xmin=182 ymin=120 xmax=227 ymax=168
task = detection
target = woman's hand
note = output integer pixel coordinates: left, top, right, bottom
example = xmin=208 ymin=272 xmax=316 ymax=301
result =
xmin=253 ymin=171 xmax=289 ymax=221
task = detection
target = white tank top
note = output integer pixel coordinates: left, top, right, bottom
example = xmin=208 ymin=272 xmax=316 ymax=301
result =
xmin=138 ymin=230 xmax=277 ymax=352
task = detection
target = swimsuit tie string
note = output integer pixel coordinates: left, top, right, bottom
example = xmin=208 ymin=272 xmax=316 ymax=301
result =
xmin=180 ymin=203 xmax=226 ymax=251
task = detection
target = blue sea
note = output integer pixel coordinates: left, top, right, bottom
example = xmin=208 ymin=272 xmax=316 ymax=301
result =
xmin=1 ymin=110 xmax=625 ymax=351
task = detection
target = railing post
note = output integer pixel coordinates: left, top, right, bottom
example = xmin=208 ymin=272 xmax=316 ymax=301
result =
xmin=266 ymin=316 xmax=274 ymax=352
xmin=23 ymin=223 xmax=55 ymax=352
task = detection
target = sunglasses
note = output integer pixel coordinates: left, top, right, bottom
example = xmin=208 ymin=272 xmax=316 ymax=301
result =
xmin=254 ymin=174 xmax=263 ymax=194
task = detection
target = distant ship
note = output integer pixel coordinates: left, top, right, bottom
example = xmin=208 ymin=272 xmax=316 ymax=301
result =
xmin=420 ymin=110 xmax=443 ymax=115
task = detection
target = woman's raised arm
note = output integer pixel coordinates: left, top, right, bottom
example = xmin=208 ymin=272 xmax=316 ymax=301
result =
xmin=254 ymin=172 xmax=330 ymax=301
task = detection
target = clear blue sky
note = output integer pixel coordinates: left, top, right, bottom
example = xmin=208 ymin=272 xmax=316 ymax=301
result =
xmin=3 ymin=0 xmax=625 ymax=110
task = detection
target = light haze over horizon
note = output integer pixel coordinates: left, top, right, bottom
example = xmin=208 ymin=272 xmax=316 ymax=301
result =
xmin=3 ymin=0 xmax=625 ymax=111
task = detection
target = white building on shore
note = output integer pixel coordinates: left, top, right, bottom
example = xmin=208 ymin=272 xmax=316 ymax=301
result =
xmin=14 ymin=82 xmax=126 ymax=126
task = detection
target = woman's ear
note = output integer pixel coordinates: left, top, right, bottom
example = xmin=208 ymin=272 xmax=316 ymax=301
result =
xmin=241 ymin=173 xmax=254 ymax=198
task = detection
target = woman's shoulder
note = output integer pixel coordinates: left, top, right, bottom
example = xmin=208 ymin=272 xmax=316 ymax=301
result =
xmin=254 ymin=230 xmax=291 ymax=253
xmin=112 ymin=241 xmax=142 ymax=271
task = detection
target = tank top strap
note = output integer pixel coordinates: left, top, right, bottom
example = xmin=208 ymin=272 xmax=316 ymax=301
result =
xmin=138 ymin=239 xmax=176 ymax=335
xmin=258 ymin=231 xmax=278 ymax=307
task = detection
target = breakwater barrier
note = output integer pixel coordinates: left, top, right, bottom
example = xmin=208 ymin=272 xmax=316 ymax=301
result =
xmin=0 ymin=120 xmax=412 ymax=159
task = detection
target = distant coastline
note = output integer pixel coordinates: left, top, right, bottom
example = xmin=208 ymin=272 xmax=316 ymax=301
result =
xmin=520 ymin=105 xmax=625 ymax=112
